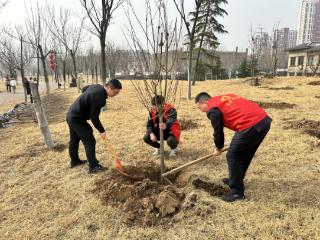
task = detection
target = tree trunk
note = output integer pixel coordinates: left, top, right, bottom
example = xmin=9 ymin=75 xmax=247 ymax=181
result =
xmin=95 ymin=62 xmax=98 ymax=84
xmin=38 ymin=45 xmax=50 ymax=94
xmin=100 ymin=38 xmax=107 ymax=85
xmin=187 ymin=48 xmax=193 ymax=100
xmin=29 ymin=81 xmax=54 ymax=149
xmin=63 ymin=59 xmax=66 ymax=91
xmin=70 ymin=52 xmax=77 ymax=79
xmin=159 ymin=109 xmax=165 ymax=181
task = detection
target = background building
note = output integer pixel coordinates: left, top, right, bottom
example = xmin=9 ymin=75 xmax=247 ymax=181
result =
xmin=297 ymin=0 xmax=320 ymax=44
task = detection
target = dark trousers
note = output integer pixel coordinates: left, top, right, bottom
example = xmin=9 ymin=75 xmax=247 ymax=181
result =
xmin=143 ymin=129 xmax=178 ymax=149
xmin=6 ymin=85 xmax=11 ymax=92
xmin=67 ymin=116 xmax=99 ymax=168
xmin=227 ymin=116 xmax=272 ymax=193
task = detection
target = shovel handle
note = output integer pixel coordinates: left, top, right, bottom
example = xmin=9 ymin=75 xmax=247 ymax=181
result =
xmin=162 ymin=148 xmax=229 ymax=178
xmin=104 ymin=136 xmax=119 ymax=160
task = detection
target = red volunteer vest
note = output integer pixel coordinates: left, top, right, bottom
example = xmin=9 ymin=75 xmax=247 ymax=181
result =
xmin=207 ymin=94 xmax=267 ymax=131
xmin=151 ymin=103 xmax=181 ymax=142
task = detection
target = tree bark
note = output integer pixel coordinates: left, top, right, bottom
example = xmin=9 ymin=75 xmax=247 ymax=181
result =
xmin=70 ymin=52 xmax=77 ymax=79
xmin=38 ymin=45 xmax=50 ymax=94
xmin=29 ymin=81 xmax=54 ymax=149
xmin=159 ymin=109 xmax=165 ymax=181
xmin=100 ymin=38 xmax=107 ymax=85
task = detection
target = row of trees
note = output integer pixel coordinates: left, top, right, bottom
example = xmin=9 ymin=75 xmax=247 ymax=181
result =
xmin=0 ymin=0 xmax=228 ymax=100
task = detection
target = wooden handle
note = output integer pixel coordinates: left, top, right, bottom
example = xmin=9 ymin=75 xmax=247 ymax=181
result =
xmin=162 ymin=148 xmax=228 ymax=177
xmin=104 ymin=136 xmax=119 ymax=160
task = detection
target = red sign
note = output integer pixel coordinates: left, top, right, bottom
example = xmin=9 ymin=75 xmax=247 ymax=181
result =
xmin=49 ymin=50 xmax=56 ymax=70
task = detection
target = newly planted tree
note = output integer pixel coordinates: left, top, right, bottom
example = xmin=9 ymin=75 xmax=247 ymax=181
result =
xmin=125 ymin=0 xmax=182 ymax=180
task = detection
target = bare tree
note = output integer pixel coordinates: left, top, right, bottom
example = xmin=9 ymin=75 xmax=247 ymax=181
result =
xmin=45 ymin=4 xmax=85 ymax=80
xmin=0 ymin=0 xmax=9 ymax=12
xmin=0 ymin=33 xmax=34 ymax=101
xmin=125 ymin=0 xmax=182 ymax=181
xmin=7 ymin=2 xmax=53 ymax=94
xmin=80 ymin=0 xmax=126 ymax=85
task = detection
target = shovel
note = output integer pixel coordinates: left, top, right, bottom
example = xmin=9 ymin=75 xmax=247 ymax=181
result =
xmin=103 ymin=136 xmax=133 ymax=178
xmin=162 ymin=148 xmax=229 ymax=178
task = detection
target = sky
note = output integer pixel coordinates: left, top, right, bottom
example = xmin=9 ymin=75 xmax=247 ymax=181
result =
xmin=0 ymin=0 xmax=301 ymax=52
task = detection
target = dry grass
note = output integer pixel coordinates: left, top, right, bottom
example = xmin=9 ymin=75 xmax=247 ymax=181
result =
xmin=0 ymin=77 xmax=319 ymax=239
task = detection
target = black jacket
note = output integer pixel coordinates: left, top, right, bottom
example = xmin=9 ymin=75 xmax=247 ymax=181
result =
xmin=146 ymin=108 xmax=177 ymax=134
xmin=67 ymin=84 xmax=107 ymax=133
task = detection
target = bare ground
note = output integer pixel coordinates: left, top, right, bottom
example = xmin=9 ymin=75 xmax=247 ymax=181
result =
xmin=0 ymin=77 xmax=319 ymax=239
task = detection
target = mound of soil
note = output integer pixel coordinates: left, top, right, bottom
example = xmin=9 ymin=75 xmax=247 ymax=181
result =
xmin=267 ymin=87 xmax=294 ymax=90
xmin=192 ymin=179 xmax=228 ymax=197
xmin=180 ymin=119 xmax=198 ymax=130
xmin=284 ymin=119 xmax=320 ymax=139
xmin=254 ymin=101 xmax=296 ymax=109
xmin=93 ymin=162 xmax=186 ymax=226
xmin=308 ymin=81 xmax=320 ymax=85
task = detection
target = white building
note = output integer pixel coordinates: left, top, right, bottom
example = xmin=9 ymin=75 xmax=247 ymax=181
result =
xmin=297 ymin=0 xmax=320 ymax=44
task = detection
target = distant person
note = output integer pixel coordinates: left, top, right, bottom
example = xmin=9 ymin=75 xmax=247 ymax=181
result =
xmin=70 ymin=75 xmax=77 ymax=87
xmin=24 ymin=78 xmax=33 ymax=103
xmin=10 ymin=79 xmax=17 ymax=94
xmin=195 ymin=92 xmax=272 ymax=202
xmin=6 ymin=76 xmax=11 ymax=93
xmin=143 ymin=95 xmax=180 ymax=157
xmin=66 ymin=79 xmax=122 ymax=174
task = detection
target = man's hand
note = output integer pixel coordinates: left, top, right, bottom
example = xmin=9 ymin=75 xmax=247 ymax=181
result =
xmin=159 ymin=123 xmax=166 ymax=130
xmin=213 ymin=148 xmax=222 ymax=157
xmin=100 ymin=131 xmax=107 ymax=140
xmin=150 ymin=133 xmax=157 ymax=142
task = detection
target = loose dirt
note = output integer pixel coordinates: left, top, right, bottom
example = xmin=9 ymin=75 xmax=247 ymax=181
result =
xmin=266 ymin=87 xmax=294 ymax=90
xmin=192 ymin=179 xmax=228 ymax=197
xmin=180 ymin=119 xmax=199 ymax=130
xmin=254 ymin=101 xmax=296 ymax=109
xmin=93 ymin=162 xmax=187 ymax=226
xmin=284 ymin=119 xmax=320 ymax=139
xmin=307 ymin=81 xmax=320 ymax=85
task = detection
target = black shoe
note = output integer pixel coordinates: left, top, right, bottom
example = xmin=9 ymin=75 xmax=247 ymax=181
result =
xmin=222 ymin=178 xmax=229 ymax=185
xmin=89 ymin=164 xmax=106 ymax=174
xmin=222 ymin=190 xmax=245 ymax=202
xmin=70 ymin=159 xmax=87 ymax=168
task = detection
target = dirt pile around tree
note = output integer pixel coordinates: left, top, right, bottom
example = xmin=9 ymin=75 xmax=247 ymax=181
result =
xmin=284 ymin=119 xmax=320 ymax=139
xmin=93 ymin=162 xmax=187 ymax=226
xmin=254 ymin=101 xmax=296 ymax=109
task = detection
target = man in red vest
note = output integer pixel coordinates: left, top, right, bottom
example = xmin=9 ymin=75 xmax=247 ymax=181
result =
xmin=143 ymin=95 xmax=181 ymax=157
xmin=195 ymin=92 xmax=272 ymax=202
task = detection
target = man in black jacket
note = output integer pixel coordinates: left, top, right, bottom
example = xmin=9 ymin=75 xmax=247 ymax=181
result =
xmin=66 ymin=79 xmax=122 ymax=173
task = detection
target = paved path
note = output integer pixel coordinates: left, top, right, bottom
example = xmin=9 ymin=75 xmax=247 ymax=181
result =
xmin=0 ymin=81 xmax=59 ymax=105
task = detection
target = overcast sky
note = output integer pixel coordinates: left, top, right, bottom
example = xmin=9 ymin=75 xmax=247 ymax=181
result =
xmin=0 ymin=0 xmax=301 ymax=51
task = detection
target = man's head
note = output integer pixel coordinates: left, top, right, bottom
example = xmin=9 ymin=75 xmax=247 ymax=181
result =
xmin=195 ymin=92 xmax=211 ymax=112
xmin=151 ymin=95 xmax=165 ymax=110
xmin=105 ymin=79 xmax=122 ymax=97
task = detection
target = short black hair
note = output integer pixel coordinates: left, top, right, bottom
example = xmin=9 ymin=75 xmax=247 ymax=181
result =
xmin=195 ymin=92 xmax=211 ymax=103
xmin=107 ymin=79 xmax=122 ymax=89
xmin=151 ymin=95 xmax=165 ymax=105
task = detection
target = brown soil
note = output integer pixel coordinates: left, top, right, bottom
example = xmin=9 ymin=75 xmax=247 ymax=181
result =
xmin=192 ymin=179 xmax=228 ymax=197
xmin=180 ymin=119 xmax=199 ymax=130
xmin=315 ymin=95 xmax=320 ymax=98
xmin=284 ymin=119 xmax=320 ymax=139
xmin=93 ymin=162 xmax=186 ymax=226
xmin=267 ymin=87 xmax=294 ymax=90
xmin=307 ymin=81 xmax=320 ymax=85
xmin=254 ymin=101 xmax=296 ymax=109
